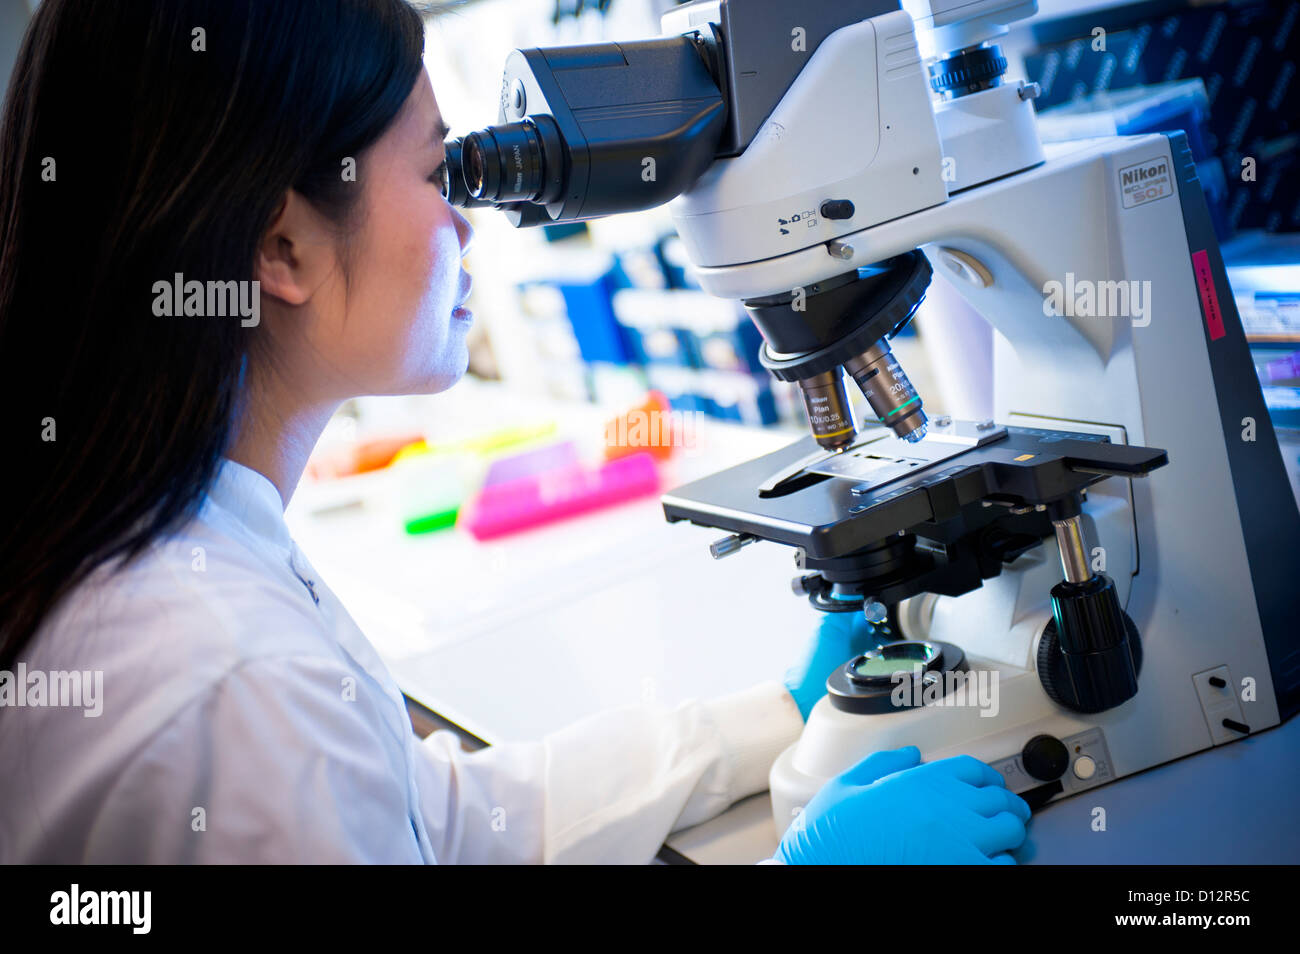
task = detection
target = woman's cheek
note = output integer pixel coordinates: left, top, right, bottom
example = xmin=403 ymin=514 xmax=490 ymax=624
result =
xmin=430 ymin=210 xmax=462 ymax=299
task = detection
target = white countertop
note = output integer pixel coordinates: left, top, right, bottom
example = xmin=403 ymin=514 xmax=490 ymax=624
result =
xmin=285 ymin=381 xmax=814 ymax=861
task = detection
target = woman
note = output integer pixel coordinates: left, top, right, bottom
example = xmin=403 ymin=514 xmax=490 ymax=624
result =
xmin=0 ymin=0 xmax=1029 ymax=863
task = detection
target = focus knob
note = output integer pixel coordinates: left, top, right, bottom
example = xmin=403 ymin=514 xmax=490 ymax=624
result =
xmin=1037 ymin=573 xmax=1143 ymax=714
xmin=1021 ymin=734 xmax=1069 ymax=781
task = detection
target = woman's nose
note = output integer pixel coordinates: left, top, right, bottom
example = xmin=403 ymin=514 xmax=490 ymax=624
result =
xmin=453 ymin=206 xmax=474 ymax=256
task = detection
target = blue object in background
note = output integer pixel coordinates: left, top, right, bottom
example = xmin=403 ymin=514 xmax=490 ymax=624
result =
xmin=692 ymin=316 xmax=767 ymax=374
xmin=1035 ymin=80 xmax=1230 ymax=239
xmin=755 ymin=383 xmax=779 ymax=426
xmin=622 ymin=323 xmax=700 ymax=368
xmin=557 ymin=266 xmax=633 ymax=366
xmin=655 ymin=234 xmax=699 ymax=289
xmin=526 ymin=245 xmax=791 ymax=429
xmin=1024 ymin=0 xmax=1300 ymax=237
xmin=671 ymin=392 xmax=715 ymax=417
xmin=541 ymin=221 xmax=589 ymax=243
xmin=648 ymin=366 xmax=783 ymax=428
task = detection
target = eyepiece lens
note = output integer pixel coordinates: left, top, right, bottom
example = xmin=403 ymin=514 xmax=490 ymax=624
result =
xmin=464 ymin=136 xmax=487 ymax=197
xmin=440 ymin=137 xmax=495 ymax=209
xmin=461 ymin=121 xmax=547 ymax=204
xmin=440 ymin=138 xmax=464 ymax=204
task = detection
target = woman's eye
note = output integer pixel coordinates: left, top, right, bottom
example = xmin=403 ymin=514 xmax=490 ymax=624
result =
xmin=429 ymin=161 xmax=448 ymax=188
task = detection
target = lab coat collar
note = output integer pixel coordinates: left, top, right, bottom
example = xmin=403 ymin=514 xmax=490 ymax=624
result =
xmin=206 ymin=458 xmax=292 ymax=555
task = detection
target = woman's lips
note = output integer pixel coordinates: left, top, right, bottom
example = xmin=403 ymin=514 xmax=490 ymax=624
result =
xmin=453 ymin=270 xmax=473 ymax=321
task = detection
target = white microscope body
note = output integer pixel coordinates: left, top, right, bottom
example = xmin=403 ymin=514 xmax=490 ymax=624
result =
xmin=660 ymin=0 xmax=1299 ymax=828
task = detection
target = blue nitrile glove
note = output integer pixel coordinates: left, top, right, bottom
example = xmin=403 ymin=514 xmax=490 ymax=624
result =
xmin=776 ymin=746 xmax=1032 ymax=865
xmin=784 ymin=610 xmax=889 ymax=720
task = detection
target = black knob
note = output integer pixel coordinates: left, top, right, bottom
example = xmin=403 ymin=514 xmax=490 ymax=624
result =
xmin=820 ymin=199 xmax=855 ymax=220
xmin=1021 ymin=734 xmax=1069 ymax=781
xmin=1037 ymin=573 xmax=1143 ymax=714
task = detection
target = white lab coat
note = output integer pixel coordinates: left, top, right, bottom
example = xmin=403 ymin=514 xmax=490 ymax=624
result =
xmin=0 ymin=459 xmax=803 ymax=863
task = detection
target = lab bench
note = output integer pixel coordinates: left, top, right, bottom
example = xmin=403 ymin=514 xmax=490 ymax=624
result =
xmin=287 ymin=382 xmax=1300 ymax=865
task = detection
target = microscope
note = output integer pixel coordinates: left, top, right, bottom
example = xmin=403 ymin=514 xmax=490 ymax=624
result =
xmin=444 ymin=0 xmax=1300 ymax=829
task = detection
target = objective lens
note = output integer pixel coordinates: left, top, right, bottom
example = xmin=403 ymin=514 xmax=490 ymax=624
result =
xmin=843 ymin=340 xmax=928 ymax=443
xmin=796 ymin=368 xmax=857 ymax=451
xmin=463 ymin=120 xmax=546 ymax=203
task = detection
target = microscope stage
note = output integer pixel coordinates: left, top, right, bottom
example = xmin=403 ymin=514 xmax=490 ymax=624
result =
xmin=802 ymin=420 xmax=1008 ymax=486
xmin=662 ymin=421 xmax=1167 ymax=560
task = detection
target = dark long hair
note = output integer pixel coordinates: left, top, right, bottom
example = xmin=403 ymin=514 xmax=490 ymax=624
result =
xmin=0 ymin=0 xmax=426 ymax=665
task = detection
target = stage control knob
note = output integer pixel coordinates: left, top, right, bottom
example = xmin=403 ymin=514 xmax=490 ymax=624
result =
xmin=1021 ymin=734 xmax=1069 ymax=781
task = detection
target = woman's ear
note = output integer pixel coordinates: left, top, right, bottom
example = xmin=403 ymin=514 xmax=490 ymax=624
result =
xmin=254 ymin=190 xmax=336 ymax=307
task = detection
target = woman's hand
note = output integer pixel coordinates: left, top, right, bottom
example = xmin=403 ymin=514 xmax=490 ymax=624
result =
xmin=775 ymin=746 xmax=1032 ymax=865
xmin=783 ymin=610 xmax=889 ymax=720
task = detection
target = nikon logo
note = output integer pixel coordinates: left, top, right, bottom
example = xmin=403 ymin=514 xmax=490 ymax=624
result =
xmin=1121 ymin=160 xmax=1168 ymax=186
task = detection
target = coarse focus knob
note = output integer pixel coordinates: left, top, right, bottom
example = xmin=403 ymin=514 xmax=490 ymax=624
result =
xmin=1037 ymin=573 xmax=1143 ymax=714
xmin=1021 ymin=734 xmax=1069 ymax=781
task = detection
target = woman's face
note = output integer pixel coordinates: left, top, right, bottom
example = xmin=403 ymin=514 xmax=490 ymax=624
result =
xmin=260 ymin=71 xmax=475 ymax=400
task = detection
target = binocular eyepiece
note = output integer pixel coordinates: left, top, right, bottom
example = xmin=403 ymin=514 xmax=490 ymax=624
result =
xmin=437 ymin=35 xmax=725 ymax=225
xmin=441 ymin=116 xmax=568 ymax=209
